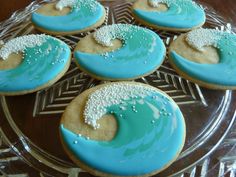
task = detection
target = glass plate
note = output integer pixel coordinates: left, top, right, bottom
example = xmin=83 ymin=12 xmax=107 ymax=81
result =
xmin=0 ymin=1 xmax=236 ymax=177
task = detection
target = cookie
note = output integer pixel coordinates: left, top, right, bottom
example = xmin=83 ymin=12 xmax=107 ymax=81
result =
xmin=31 ymin=0 xmax=106 ymax=35
xmin=132 ymin=0 xmax=206 ymax=32
xmin=60 ymin=82 xmax=186 ymax=177
xmin=0 ymin=34 xmax=71 ymax=95
xmin=169 ymin=28 xmax=236 ymax=90
xmin=74 ymin=24 xmax=166 ymax=80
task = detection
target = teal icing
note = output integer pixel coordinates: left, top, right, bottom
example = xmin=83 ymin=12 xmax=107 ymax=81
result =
xmin=74 ymin=25 xmax=166 ymax=79
xmin=0 ymin=37 xmax=71 ymax=92
xmin=31 ymin=0 xmax=104 ymax=32
xmin=133 ymin=0 xmax=205 ymax=29
xmin=60 ymin=91 xmax=185 ymax=176
xmin=170 ymin=32 xmax=236 ymax=86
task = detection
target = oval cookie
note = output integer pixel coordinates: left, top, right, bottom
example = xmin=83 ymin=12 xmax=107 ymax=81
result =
xmin=74 ymin=24 xmax=166 ymax=80
xmin=132 ymin=0 xmax=206 ymax=31
xmin=60 ymin=82 xmax=186 ymax=177
xmin=31 ymin=0 xmax=106 ymax=35
xmin=169 ymin=28 xmax=236 ymax=90
xmin=0 ymin=34 xmax=71 ymax=95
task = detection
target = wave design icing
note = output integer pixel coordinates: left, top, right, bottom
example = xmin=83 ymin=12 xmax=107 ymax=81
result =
xmin=74 ymin=24 xmax=166 ymax=79
xmin=60 ymin=83 xmax=185 ymax=176
xmin=0 ymin=37 xmax=70 ymax=92
xmin=133 ymin=0 xmax=205 ymax=29
xmin=170 ymin=30 xmax=236 ymax=86
xmin=31 ymin=0 xmax=104 ymax=32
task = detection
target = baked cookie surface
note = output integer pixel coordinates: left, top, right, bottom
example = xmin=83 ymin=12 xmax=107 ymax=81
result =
xmin=169 ymin=28 xmax=236 ymax=90
xmin=132 ymin=0 xmax=206 ymax=31
xmin=60 ymin=82 xmax=186 ymax=177
xmin=0 ymin=34 xmax=71 ymax=95
xmin=31 ymin=0 xmax=106 ymax=35
xmin=74 ymin=24 xmax=166 ymax=80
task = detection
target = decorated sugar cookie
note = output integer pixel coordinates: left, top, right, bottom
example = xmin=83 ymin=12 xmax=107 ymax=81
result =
xmin=0 ymin=34 xmax=71 ymax=95
xmin=74 ymin=24 xmax=166 ymax=80
xmin=169 ymin=28 xmax=236 ymax=90
xmin=60 ymin=82 xmax=186 ymax=177
xmin=31 ymin=0 xmax=106 ymax=35
xmin=132 ymin=0 xmax=206 ymax=31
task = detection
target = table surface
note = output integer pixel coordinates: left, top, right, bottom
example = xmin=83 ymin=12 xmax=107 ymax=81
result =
xmin=0 ymin=0 xmax=236 ymax=24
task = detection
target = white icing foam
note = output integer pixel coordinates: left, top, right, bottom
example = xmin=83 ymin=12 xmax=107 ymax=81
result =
xmin=148 ymin=0 xmax=198 ymax=8
xmin=148 ymin=0 xmax=167 ymax=8
xmin=93 ymin=24 xmax=140 ymax=47
xmin=55 ymin=0 xmax=99 ymax=12
xmin=186 ymin=28 xmax=221 ymax=51
xmin=84 ymin=83 xmax=157 ymax=129
xmin=56 ymin=0 xmax=77 ymax=11
xmin=0 ymin=34 xmax=47 ymax=60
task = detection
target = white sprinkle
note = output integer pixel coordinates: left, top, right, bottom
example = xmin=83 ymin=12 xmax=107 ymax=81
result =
xmin=226 ymin=23 xmax=232 ymax=33
xmin=120 ymin=106 xmax=126 ymax=110
xmin=0 ymin=34 xmax=47 ymax=60
xmin=220 ymin=26 xmax=225 ymax=31
xmin=186 ymin=28 xmax=222 ymax=51
xmin=73 ymin=140 xmax=78 ymax=144
xmin=84 ymin=83 xmax=158 ymax=129
xmin=77 ymin=134 xmax=82 ymax=137
xmin=166 ymin=37 xmax=170 ymax=45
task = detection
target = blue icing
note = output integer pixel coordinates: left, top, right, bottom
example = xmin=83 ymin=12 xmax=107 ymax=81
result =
xmin=74 ymin=25 xmax=166 ymax=79
xmin=60 ymin=92 xmax=185 ymax=176
xmin=133 ymin=0 xmax=205 ymax=29
xmin=31 ymin=0 xmax=104 ymax=32
xmin=0 ymin=37 xmax=71 ymax=92
xmin=170 ymin=32 xmax=236 ymax=86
